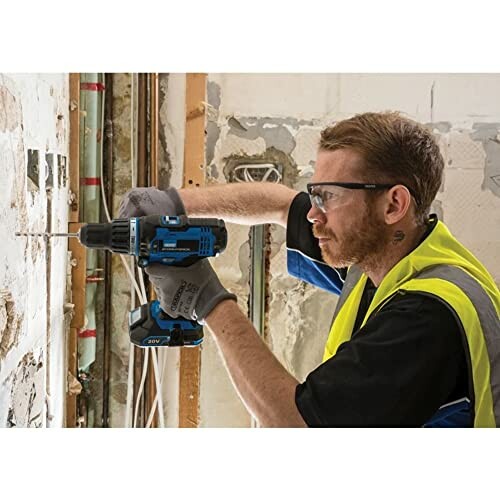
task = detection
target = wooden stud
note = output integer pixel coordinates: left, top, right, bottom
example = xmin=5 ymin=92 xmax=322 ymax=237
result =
xmin=146 ymin=73 xmax=160 ymax=428
xmin=68 ymin=74 xmax=80 ymax=223
xmin=65 ymin=328 xmax=79 ymax=427
xmin=68 ymin=222 xmax=86 ymax=329
xmin=150 ymin=73 xmax=159 ymax=187
xmin=66 ymin=223 xmax=85 ymax=425
xmin=178 ymin=73 xmax=207 ymax=428
xmin=133 ymin=73 xmax=148 ymax=427
xmin=183 ymin=73 xmax=207 ymax=189
xmin=66 ymin=74 xmax=83 ymax=427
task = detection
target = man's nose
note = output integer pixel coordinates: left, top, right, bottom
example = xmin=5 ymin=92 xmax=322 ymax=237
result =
xmin=307 ymin=203 xmax=327 ymax=224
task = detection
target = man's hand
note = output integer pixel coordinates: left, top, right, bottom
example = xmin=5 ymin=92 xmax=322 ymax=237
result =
xmin=145 ymin=259 xmax=237 ymax=323
xmin=119 ymin=186 xmax=186 ymax=218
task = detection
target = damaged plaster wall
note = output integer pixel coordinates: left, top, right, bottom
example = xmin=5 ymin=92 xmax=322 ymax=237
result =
xmin=0 ymin=74 xmax=70 ymax=427
xmin=196 ymin=73 xmax=500 ymax=426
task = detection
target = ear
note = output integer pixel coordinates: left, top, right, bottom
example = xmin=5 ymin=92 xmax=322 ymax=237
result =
xmin=383 ymin=185 xmax=412 ymax=225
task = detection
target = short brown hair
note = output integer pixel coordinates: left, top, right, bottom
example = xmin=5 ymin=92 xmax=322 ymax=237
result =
xmin=319 ymin=111 xmax=444 ymax=224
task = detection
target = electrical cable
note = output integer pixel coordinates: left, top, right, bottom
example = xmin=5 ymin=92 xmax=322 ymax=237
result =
xmin=98 ymin=76 xmax=145 ymax=303
xmin=98 ymin=72 xmax=165 ymax=428
xmin=128 ymin=72 xmax=166 ymax=428
xmin=126 ymin=72 xmax=157 ymax=428
xmin=148 ymin=348 xmax=166 ymax=427
xmin=129 ymin=73 xmax=165 ymax=428
xmin=145 ymin=351 xmax=168 ymax=428
xmin=124 ymin=74 xmax=136 ymax=428
xmin=133 ymin=255 xmax=153 ymax=428
xmin=124 ymin=257 xmax=135 ymax=428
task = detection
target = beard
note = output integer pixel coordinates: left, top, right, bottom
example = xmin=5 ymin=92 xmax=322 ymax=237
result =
xmin=313 ymin=203 xmax=391 ymax=269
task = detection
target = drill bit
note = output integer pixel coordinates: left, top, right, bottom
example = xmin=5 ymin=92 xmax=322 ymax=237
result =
xmin=15 ymin=232 xmax=80 ymax=238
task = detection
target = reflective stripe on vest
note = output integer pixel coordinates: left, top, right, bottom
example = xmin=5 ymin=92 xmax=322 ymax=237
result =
xmin=399 ymin=265 xmax=500 ymax=427
xmin=323 ymin=265 xmax=366 ymax=361
xmin=322 ymin=218 xmax=500 ymax=427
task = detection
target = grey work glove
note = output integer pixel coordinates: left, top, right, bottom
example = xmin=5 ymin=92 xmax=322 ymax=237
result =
xmin=118 ymin=186 xmax=186 ymax=218
xmin=145 ymin=259 xmax=237 ymax=323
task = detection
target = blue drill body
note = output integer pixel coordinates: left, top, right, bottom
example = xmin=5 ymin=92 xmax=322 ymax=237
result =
xmin=132 ymin=215 xmax=223 ymax=267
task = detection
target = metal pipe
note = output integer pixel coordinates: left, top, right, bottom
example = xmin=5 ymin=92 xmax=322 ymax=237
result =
xmin=102 ymin=73 xmax=114 ymax=428
xmin=137 ymin=74 xmax=148 ymax=187
xmin=45 ymin=179 xmax=53 ymax=427
xmin=249 ymin=225 xmax=266 ymax=336
xmin=79 ymin=72 xmax=101 ymax=375
xmin=150 ymin=73 xmax=159 ymax=186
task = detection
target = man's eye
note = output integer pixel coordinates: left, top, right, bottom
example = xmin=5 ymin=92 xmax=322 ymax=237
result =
xmin=323 ymin=191 xmax=338 ymax=202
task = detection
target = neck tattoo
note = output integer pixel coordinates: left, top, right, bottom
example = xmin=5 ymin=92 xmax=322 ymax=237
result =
xmin=392 ymin=230 xmax=405 ymax=244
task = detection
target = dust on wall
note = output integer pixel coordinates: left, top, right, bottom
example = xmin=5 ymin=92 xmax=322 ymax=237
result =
xmin=5 ymin=352 xmax=44 ymax=427
xmin=0 ymin=290 xmax=21 ymax=358
xmin=0 ymin=73 xmax=70 ymax=427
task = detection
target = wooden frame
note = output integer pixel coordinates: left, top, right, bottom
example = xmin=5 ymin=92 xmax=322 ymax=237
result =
xmin=178 ymin=73 xmax=207 ymax=427
xmin=66 ymin=74 xmax=85 ymax=427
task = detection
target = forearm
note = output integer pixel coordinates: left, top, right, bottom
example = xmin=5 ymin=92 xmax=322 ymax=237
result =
xmin=205 ymin=299 xmax=307 ymax=427
xmin=178 ymin=182 xmax=298 ymax=227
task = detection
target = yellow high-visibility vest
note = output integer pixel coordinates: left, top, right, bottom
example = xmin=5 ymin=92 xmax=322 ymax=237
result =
xmin=323 ymin=215 xmax=500 ymax=427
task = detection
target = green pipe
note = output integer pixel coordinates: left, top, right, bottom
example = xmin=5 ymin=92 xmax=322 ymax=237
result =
xmin=78 ymin=73 xmax=103 ymax=374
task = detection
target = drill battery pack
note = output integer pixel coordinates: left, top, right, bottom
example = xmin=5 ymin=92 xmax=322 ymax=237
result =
xmin=129 ymin=300 xmax=203 ymax=347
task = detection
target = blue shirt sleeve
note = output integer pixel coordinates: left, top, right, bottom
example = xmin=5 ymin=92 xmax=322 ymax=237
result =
xmin=286 ymin=192 xmax=344 ymax=295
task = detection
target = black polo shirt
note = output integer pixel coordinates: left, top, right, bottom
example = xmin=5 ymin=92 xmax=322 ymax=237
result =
xmin=287 ymin=193 xmax=471 ymax=427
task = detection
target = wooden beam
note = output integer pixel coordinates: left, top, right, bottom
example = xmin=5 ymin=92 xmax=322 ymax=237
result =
xmin=66 ymin=328 xmax=79 ymax=427
xmin=137 ymin=74 xmax=148 ymax=187
xmin=66 ymin=222 xmax=86 ymax=427
xmin=66 ymin=74 xmax=83 ymax=427
xmin=68 ymin=223 xmax=86 ymax=329
xmin=183 ymin=74 xmax=206 ymax=189
xmin=68 ymin=74 xmax=80 ymax=223
xmin=178 ymin=73 xmax=207 ymax=428
xmin=146 ymin=73 xmax=160 ymax=428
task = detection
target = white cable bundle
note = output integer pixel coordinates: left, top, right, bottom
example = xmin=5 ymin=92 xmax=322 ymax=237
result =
xmin=99 ymin=74 xmax=165 ymax=428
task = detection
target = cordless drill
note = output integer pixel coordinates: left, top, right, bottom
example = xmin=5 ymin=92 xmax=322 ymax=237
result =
xmin=80 ymin=214 xmax=227 ymax=347
xmin=18 ymin=215 xmax=227 ymax=347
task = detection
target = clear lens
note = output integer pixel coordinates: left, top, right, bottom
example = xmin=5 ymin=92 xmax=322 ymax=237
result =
xmin=309 ymin=185 xmax=348 ymax=212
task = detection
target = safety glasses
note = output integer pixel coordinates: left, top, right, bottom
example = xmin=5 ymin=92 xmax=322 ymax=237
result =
xmin=307 ymin=182 xmax=398 ymax=213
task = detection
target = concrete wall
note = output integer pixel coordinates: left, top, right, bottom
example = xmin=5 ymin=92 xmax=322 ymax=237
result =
xmin=0 ymin=74 xmax=70 ymax=427
xmin=194 ymin=73 xmax=500 ymax=426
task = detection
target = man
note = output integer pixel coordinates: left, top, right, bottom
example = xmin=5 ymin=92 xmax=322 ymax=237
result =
xmin=119 ymin=111 xmax=500 ymax=427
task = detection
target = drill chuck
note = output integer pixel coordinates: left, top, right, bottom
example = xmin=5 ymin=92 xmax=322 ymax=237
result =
xmin=78 ymin=219 xmax=131 ymax=254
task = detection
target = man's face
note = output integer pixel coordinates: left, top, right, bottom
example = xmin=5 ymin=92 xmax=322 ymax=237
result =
xmin=307 ymin=149 xmax=391 ymax=269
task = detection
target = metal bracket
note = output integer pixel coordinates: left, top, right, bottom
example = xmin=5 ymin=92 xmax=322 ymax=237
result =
xmin=27 ymin=149 xmax=40 ymax=190
xmin=228 ymin=161 xmax=283 ymax=338
xmin=45 ymin=153 xmax=54 ymax=189
xmin=58 ymin=154 xmax=68 ymax=188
